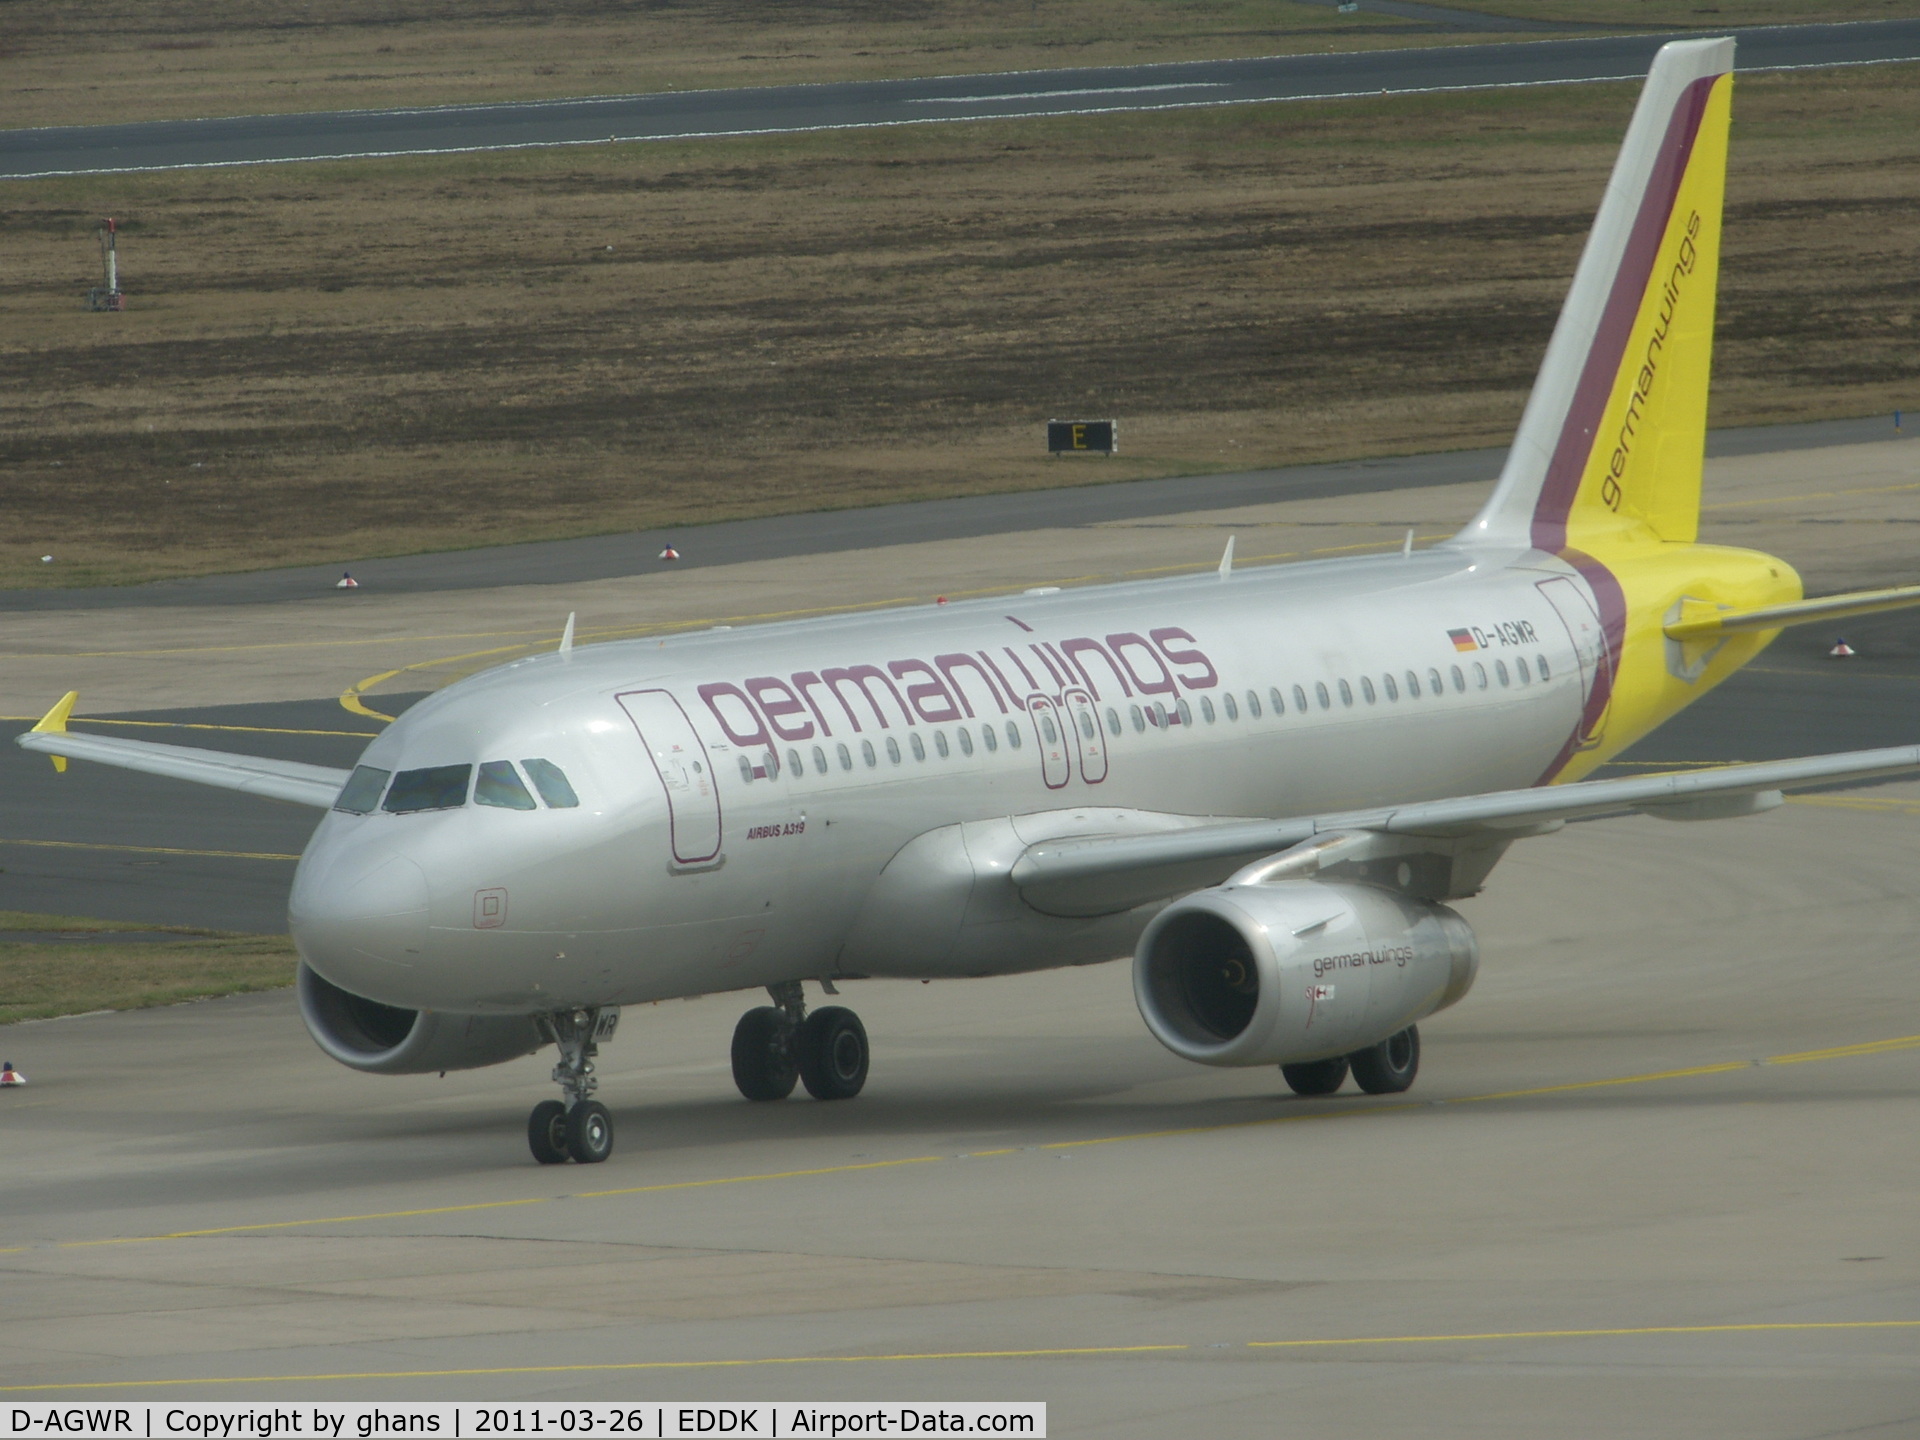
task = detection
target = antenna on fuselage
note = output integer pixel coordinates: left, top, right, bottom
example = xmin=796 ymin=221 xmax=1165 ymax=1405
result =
xmin=558 ymin=611 xmax=576 ymax=656
xmin=1218 ymin=535 xmax=1235 ymax=581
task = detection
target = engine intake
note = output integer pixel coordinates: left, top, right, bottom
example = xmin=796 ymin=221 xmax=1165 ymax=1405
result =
xmin=1134 ymin=879 xmax=1477 ymax=1067
xmin=297 ymin=964 xmax=547 ymax=1075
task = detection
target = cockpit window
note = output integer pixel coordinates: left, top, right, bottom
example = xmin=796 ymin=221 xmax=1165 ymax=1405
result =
xmin=334 ymin=765 xmax=390 ymax=815
xmin=521 ymin=757 xmax=579 ymax=808
xmin=382 ymin=764 xmax=472 ymax=813
xmin=474 ymin=760 xmax=537 ymax=811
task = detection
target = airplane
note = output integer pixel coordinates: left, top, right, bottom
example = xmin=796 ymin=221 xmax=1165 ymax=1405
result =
xmin=21 ymin=37 xmax=1920 ymax=1166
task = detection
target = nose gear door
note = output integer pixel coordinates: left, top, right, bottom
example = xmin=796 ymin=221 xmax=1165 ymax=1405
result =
xmin=617 ymin=689 xmax=722 ymax=865
xmin=1026 ymin=693 xmax=1073 ymax=790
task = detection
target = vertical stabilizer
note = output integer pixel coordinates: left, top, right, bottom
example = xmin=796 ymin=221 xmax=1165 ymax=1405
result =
xmin=1459 ymin=37 xmax=1733 ymax=552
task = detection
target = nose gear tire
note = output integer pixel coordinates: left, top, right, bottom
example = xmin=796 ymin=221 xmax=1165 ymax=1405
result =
xmin=731 ymin=1006 xmax=800 ymax=1101
xmin=1280 ymin=1056 xmax=1350 ymax=1096
xmin=528 ymin=1099 xmax=569 ymax=1164
xmin=1348 ymin=1025 xmax=1420 ymax=1095
xmin=798 ymin=1006 xmax=869 ymax=1101
xmin=565 ymin=1099 xmax=614 ymax=1163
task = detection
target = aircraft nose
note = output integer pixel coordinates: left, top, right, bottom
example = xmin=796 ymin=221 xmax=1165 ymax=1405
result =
xmin=289 ymin=838 xmax=432 ymax=998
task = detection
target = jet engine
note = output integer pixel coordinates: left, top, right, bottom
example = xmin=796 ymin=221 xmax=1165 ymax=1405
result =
xmin=1133 ymin=879 xmax=1478 ymax=1067
xmin=297 ymin=964 xmax=548 ymax=1075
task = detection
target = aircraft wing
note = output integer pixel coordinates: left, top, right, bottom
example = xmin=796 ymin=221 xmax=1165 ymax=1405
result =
xmin=15 ymin=693 xmax=349 ymax=809
xmin=1010 ymin=745 xmax=1920 ymax=915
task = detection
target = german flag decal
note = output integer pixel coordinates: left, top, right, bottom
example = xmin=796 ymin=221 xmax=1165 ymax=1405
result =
xmin=1448 ymin=628 xmax=1479 ymax=652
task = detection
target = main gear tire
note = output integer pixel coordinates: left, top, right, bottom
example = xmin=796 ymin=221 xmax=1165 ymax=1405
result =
xmin=528 ymin=1099 xmax=570 ymax=1164
xmin=565 ymin=1099 xmax=614 ymax=1163
xmin=797 ymin=1006 xmax=869 ymax=1101
xmin=1280 ymin=1056 xmax=1350 ymax=1096
xmin=1348 ymin=1025 xmax=1420 ymax=1095
xmin=731 ymin=1006 xmax=800 ymax=1102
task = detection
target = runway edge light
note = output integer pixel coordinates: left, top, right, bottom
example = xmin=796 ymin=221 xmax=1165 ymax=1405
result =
xmin=29 ymin=690 xmax=78 ymax=773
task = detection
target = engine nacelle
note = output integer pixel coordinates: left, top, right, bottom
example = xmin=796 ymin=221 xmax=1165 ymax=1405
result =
xmin=1133 ymin=880 xmax=1478 ymax=1068
xmin=297 ymin=964 xmax=548 ymax=1075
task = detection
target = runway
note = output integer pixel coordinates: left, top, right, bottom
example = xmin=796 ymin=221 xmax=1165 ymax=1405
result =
xmin=4 ymin=20 xmax=1918 ymax=179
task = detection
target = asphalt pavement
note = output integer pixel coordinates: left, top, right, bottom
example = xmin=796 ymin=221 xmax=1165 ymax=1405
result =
xmin=4 ymin=20 xmax=1917 ymax=178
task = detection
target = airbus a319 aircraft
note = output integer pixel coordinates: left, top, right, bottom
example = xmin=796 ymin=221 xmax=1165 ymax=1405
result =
xmin=23 ymin=38 xmax=1920 ymax=1165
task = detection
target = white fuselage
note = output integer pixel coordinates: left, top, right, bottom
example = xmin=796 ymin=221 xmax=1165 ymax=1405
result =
xmin=289 ymin=543 xmax=1595 ymax=1013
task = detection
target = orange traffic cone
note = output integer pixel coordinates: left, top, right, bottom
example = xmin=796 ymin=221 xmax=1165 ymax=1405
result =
xmin=1 ymin=1061 xmax=25 ymax=1086
xmin=336 ymin=572 xmax=359 ymax=590
xmin=658 ymin=547 xmax=681 ymax=561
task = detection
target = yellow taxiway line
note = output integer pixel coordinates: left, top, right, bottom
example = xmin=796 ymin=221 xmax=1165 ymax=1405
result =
xmin=3 ymin=1324 xmax=1915 ymax=1393
xmin=0 ymin=838 xmax=300 ymax=861
xmin=10 ymin=1031 xmax=1915 ymax=1257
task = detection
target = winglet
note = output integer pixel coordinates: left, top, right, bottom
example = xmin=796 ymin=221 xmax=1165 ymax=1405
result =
xmin=559 ymin=612 xmax=576 ymax=657
xmin=1218 ymin=535 xmax=1235 ymax=581
xmin=30 ymin=691 xmax=77 ymax=773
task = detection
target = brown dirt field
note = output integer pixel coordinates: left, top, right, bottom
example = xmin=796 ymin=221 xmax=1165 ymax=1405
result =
xmin=1 ymin=65 xmax=1916 ymax=591
xmin=3 ymin=1 xmax=1906 ymax=132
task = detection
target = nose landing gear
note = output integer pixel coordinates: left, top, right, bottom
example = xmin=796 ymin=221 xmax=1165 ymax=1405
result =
xmin=529 ymin=1007 xmax=619 ymax=1164
xmin=730 ymin=981 xmax=868 ymax=1103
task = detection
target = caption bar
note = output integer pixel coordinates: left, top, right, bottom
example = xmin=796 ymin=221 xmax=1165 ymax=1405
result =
xmin=6 ymin=1406 xmax=1043 ymax=1440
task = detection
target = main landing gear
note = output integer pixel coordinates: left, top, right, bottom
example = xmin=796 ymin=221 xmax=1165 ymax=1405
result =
xmin=529 ymin=1006 xmax=619 ymax=1165
xmin=1280 ymin=1025 xmax=1421 ymax=1098
xmin=731 ymin=980 xmax=869 ymax=1103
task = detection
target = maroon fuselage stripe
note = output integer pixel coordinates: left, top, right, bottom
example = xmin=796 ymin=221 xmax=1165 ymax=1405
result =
xmin=1530 ymin=72 xmax=1720 ymax=785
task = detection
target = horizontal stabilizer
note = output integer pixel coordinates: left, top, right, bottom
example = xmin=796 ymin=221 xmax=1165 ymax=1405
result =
xmin=16 ymin=729 xmax=350 ymax=809
xmin=1010 ymin=744 xmax=1920 ymax=913
xmin=1665 ymin=583 xmax=1920 ymax=640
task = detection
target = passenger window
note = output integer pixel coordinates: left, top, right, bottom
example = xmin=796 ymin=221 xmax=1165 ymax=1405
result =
xmin=1131 ymin=704 xmax=1146 ymax=732
xmin=1200 ymin=696 xmax=1216 ymax=724
xmin=935 ymin=730 xmax=950 ymax=758
xmin=837 ymin=743 xmax=854 ymax=771
xmin=1315 ymin=682 xmax=1330 ymax=710
xmin=813 ymin=745 xmax=828 ymax=774
xmin=862 ymin=740 xmax=878 ymax=767
xmin=1474 ymin=662 xmax=1489 ymax=689
xmin=738 ymin=755 xmax=754 ymax=783
xmin=1040 ymin=713 xmax=1057 ymax=744
xmin=1176 ymin=698 xmax=1193 ymax=726
xmin=1150 ymin=702 xmax=1166 ymax=728
xmin=788 ymin=747 xmax=803 ymax=776
xmin=1006 ymin=722 xmax=1022 ymax=750
xmin=1383 ymin=673 xmax=1398 ymax=702
xmin=1496 ymin=659 xmax=1511 ymax=686
xmin=475 ymin=760 xmax=537 ymax=811
xmin=885 ymin=736 xmax=902 ymax=764
xmin=910 ymin=731 xmax=927 ymax=761
xmin=383 ymin=764 xmax=472 ymax=813
xmin=334 ymin=765 xmax=390 ymax=814
xmin=1337 ymin=679 xmax=1353 ymax=707
xmin=1516 ymin=657 xmax=1531 ymax=684
xmin=1079 ymin=711 xmax=1096 ymax=739
xmin=983 ymin=724 xmax=999 ymax=752
xmin=1359 ymin=676 xmax=1375 ymax=704
xmin=1105 ymin=707 xmax=1121 ymax=736
xmin=1223 ymin=692 xmax=1238 ymax=721
xmin=1450 ymin=665 xmax=1466 ymax=694
xmin=522 ymin=758 xmax=580 ymax=808
xmin=1406 ymin=669 xmax=1421 ymax=698
xmin=1248 ymin=690 xmax=1262 ymax=719
xmin=1430 ymin=668 xmax=1445 ymax=696
xmin=1294 ymin=685 xmax=1310 ymax=713
xmin=958 ymin=727 xmax=974 ymax=756
xmin=1538 ymin=654 xmax=1551 ymax=681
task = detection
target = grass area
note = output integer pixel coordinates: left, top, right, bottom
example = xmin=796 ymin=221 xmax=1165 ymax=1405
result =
xmin=0 ymin=911 xmax=296 ymax=1025
xmin=1 ymin=64 xmax=1916 ymax=590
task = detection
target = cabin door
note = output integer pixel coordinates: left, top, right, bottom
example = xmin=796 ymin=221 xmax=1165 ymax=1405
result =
xmin=1062 ymin=688 xmax=1108 ymax=784
xmin=617 ymin=688 xmax=723 ymax=865
xmin=1536 ymin=576 xmax=1615 ymax=750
